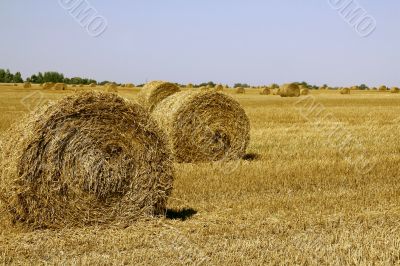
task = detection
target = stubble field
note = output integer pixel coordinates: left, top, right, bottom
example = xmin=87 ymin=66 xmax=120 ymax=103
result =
xmin=0 ymin=85 xmax=399 ymax=265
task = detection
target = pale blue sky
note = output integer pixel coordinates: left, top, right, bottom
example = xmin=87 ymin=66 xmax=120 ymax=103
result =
xmin=0 ymin=1 xmax=398 ymax=86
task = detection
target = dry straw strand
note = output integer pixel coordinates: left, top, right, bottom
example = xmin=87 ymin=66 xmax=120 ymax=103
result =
xmin=0 ymin=92 xmax=174 ymax=229
xmin=138 ymin=81 xmax=181 ymax=111
xmin=152 ymin=91 xmax=250 ymax=163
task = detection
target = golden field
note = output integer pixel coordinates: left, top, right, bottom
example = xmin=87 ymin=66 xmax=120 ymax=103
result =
xmin=1 ymin=84 xmax=400 ymax=265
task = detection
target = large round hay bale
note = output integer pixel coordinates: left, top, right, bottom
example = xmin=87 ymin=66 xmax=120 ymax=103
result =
xmin=54 ymin=83 xmax=67 ymax=90
xmin=152 ymin=91 xmax=250 ymax=163
xmin=260 ymin=88 xmax=271 ymax=95
xmin=106 ymin=83 xmax=118 ymax=93
xmin=236 ymin=87 xmax=245 ymax=94
xmin=126 ymin=83 xmax=135 ymax=88
xmin=23 ymin=82 xmax=31 ymax=88
xmin=379 ymin=85 xmax=388 ymax=91
xmin=280 ymin=84 xmax=300 ymax=97
xmin=340 ymin=88 xmax=351 ymax=94
xmin=138 ymin=81 xmax=181 ymax=111
xmin=0 ymin=92 xmax=174 ymax=229
xmin=390 ymin=87 xmax=399 ymax=93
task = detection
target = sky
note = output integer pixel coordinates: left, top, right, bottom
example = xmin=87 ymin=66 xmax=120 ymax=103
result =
xmin=0 ymin=0 xmax=399 ymax=87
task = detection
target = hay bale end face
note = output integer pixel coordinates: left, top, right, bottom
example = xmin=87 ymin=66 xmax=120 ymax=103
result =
xmin=152 ymin=91 xmax=250 ymax=163
xmin=54 ymin=83 xmax=67 ymax=90
xmin=340 ymin=88 xmax=351 ymax=94
xmin=236 ymin=87 xmax=245 ymax=94
xmin=280 ymin=84 xmax=300 ymax=97
xmin=300 ymin=88 xmax=309 ymax=95
xmin=23 ymin=82 xmax=31 ymax=88
xmin=390 ymin=87 xmax=399 ymax=93
xmin=260 ymin=88 xmax=271 ymax=95
xmin=0 ymin=92 xmax=174 ymax=229
xmin=214 ymin=84 xmax=224 ymax=91
xmin=138 ymin=81 xmax=181 ymax=111
xmin=106 ymin=84 xmax=118 ymax=93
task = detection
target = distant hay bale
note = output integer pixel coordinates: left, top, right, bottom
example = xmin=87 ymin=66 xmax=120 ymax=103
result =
xmin=260 ymin=88 xmax=271 ymax=95
xmin=42 ymin=82 xmax=55 ymax=90
xmin=79 ymin=84 xmax=84 ymax=87
xmin=390 ymin=87 xmax=399 ymax=93
xmin=54 ymin=83 xmax=67 ymax=90
xmin=236 ymin=87 xmax=245 ymax=94
xmin=340 ymin=88 xmax=351 ymax=94
xmin=186 ymin=83 xmax=193 ymax=89
xmin=214 ymin=84 xmax=224 ymax=91
xmin=152 ymin=91 xmax=250 ymax=163
xmin=106 ymin=84 xmax=118 ymax=93
xmin=138 ymin=81 xmax=181 ymax=111
xmin=379 ymin=86 xmax=388 ymax=91
xmin=89 ymin=83 xmax=96 ymax=87
xmin=23 ymin=82 xmax=31 ymax=88
xmin=0 ymin=92 xmax=174 ymax=229
xmin=300 ymin=88 xmax=309 ymax=95
xmin=126 ymin=83 xmax=134 ymax=88
xmin=280 ymin=84 xmax=300 ymax=97
xmin=13 ymin=83 xmax=18 ymax=86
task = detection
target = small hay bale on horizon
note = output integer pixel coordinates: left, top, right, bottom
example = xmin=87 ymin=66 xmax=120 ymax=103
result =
xmin=54 ymin=83 xmax=67 ymax=90
xmin=42 ymin=82 xmax=55 ymax=90
xmin=152 ymin=91 xmax=250 ymax=163
xmin=138 ymin=81 xmax=181 ymax=111
xmin=390 ymin=87 xmax=399 ymax=93
xmin=0 ymin=92 xmax=174 ymax=229
xmin=340 ymin=88 xmax=351 ymax=94
xmin=106 ymin=83 xmax=118 ymax=93
xmin=280 ymin=84 xmax=300 ymax=97
xmin=260 ymin=88 xmax=271 ymax=95
xmin=379 ymin=85 xmax=388 ymax=91
xmin=214 ymin=84 xmax=224 ymax=92
xmin=300 ymin=88 xmax=309 ymax=95
xmin=236 ymin=87 xmax=245 ymax=94
xmin=126 ymin=83 xmax=135 ymax=88
xmin=23 ymin=82 xmax=31 ymax=88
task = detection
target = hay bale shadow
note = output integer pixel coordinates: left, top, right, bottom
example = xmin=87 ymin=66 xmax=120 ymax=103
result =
xmin=166 ymin=208 xmax=197 ymax=221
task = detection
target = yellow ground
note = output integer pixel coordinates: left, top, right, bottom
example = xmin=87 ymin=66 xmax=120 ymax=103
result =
xmin=1 ymin=85 xmax=399 ymax=264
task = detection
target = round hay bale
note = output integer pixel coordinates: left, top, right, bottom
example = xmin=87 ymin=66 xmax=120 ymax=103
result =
xmin=0 ymin=92 xmax=174 ymax=229
xmin=42 ymin=82 xmax=55 ymax=90
xmin=126 ymin=83 xmax=135 ymax=88
xmin=23 ymin=82 xmax=31 ymax=89
xmin=214 ymin=84 xmax=224 ymax=92
xmin=379 ymin=85 xmax=388 ymax=91
xmin=390 ymin=87 xmax=399 ymax=93
xmin=280 ymin=84 xmax=300 ymax=97
xmin=89 ymin=83 xmax=96 ymax=87
xmin=138 ymin=81 xmax=181 ymax=111
xmin=300 ymin=88 xmax=309 ymax=95
xmin=340 ymin=88 xmax=351 ymax=94
xmin=152 ymin=91 xmax=250 ymax=163
xmin=106 ymin=84 xmax=118 ymax=93
xmin=54 ymin=83 xmax=67 ymax=90
xmin=260 ymin=88 xmax=271 ymax=95
xmin=236 ymin=87 xmax=245 ymax=94
xmin=186 ymin=83 xmax=193 ymax=89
